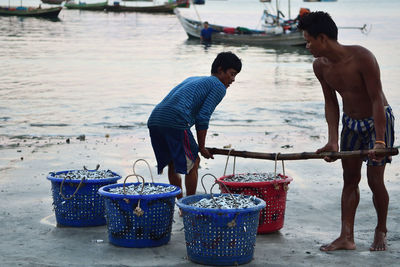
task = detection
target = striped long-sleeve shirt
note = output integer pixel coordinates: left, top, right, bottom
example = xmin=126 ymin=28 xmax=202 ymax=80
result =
xmin=147 ymin=76 xmax=226 ymax=130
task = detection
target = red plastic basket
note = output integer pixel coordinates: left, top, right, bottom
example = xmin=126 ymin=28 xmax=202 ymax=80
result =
xmin=218 ymin=173 xmax=292 ymax=234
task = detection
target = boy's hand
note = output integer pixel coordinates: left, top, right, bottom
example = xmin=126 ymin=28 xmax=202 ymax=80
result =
xmin=200 ymin=148 xmax=214 ymax=159
xmin=316 ymin=143 xmax=339 ymax=162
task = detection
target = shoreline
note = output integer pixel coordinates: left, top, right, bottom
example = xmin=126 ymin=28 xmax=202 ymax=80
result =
xmin=1 ymin=134 xmax=399 ymax=266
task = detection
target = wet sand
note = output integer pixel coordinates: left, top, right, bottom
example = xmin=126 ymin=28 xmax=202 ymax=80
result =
xmin=1 ymin=134 xmax=399 ymax=266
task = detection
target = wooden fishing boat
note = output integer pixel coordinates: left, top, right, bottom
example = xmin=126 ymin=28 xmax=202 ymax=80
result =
xmin=41 ymin=0 xmax=64 ymax=4
xmin=106 ymin=2 xmax=178 ymax=13
xmin=0 ymin=6 xmax=62 ymax=18
xmin=64 ymin=0 xmax=108 ymax=10
xmin=174 ymin=9 xmax=306 ymax=46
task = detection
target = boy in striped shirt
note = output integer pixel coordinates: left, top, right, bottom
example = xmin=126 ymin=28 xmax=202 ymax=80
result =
xmin=147 ymin=52 xmax=242 ymax=200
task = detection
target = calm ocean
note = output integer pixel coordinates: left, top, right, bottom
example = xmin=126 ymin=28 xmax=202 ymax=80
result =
xmin=0 ymin=0 xmax=399 ymax=150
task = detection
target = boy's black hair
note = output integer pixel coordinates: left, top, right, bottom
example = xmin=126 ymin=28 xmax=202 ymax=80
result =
xmin=211 ymin=51 xmax=242 ymax=74
xmin=297 ymin=11 xmax=338 ymax=40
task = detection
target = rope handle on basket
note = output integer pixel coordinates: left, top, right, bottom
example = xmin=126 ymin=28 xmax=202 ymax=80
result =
xmin=59 ymin=164 xmax=100 ymax=200
xmin=223 ymin=149 xmax=236 ymax=176
xmin=201 ymin=173 xmax=239 ymax=228
xmin=83 ymin=164 xmax=100 ymax=171
xmin=60 ymin=175 xmax=85 ymax=200
xmin=200 ymin=173 xmax=218 ymax=194
xmin=132 ymin=159 xmax=154 ymax=184
xmin=210 ymin=181 xmax=239 ymax=209
xmin=122 ymin=173 xmax=145 ymax=216
xmin=210 ymin=180 xmax=240 ymax=228
xmin=274 ymin=153 xmax=286 ymax=191
xmin=201 ymin=173 xmax=237 ymax=203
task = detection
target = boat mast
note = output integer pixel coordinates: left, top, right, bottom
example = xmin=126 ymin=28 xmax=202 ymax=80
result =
xmin=276 ymin=0 xmax=279 ymax=25
xmin=189 ymin=0 xmax=202 ymax=23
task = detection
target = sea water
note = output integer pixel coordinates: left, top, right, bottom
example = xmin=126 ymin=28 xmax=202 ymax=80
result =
xmin=0 ymin=0 xmax=399 ymax=151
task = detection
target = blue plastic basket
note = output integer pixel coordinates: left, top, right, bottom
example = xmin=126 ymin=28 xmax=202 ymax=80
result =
xmin=47 ymin=170 xmax=121 ymax=227
xmin=177 ymin=193 xmax=266 ymax=266
xmin=98 ymin=182 xmax=181 ymax=248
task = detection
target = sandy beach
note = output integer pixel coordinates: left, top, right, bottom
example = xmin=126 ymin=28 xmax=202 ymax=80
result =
xmin=0 ymin=133 xmax=399 ymax=267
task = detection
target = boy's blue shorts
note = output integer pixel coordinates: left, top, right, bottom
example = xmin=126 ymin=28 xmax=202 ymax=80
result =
xmin=149 ymin=126 xmax=198 ymax=175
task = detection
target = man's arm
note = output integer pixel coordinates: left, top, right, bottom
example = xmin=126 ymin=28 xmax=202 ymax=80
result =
xmin=313 ymin=59 xmax=340 ymax=157
xmin=196 ymin=129 xmax=213 ymax=159
xmin=360 ymin=50 xmax=386 ymax=144
xmin=359 ymin=49 xmax=386 ymax=160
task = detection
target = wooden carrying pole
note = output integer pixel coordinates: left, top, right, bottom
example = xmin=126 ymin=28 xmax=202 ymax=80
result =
xmin=206 ymin=147 xmax=399 ymax=161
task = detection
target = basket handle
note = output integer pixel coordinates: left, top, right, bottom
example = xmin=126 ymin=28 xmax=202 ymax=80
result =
xmin=223 ymin=149 xmax=236 ymax=176
xmin=83 ymin=164 xmax=100 ymax=171
xmin=59 ymin=175 xmax=85 ymax=200
xmin=274 ymin=153 xmax=286 ymax=178
xmin=200 ymin=173 xmax=218 ymax=194
xmin=210 ymin=181 xmax=239 ymax=209
xmin=203 ymin=173 xmax=239 ymax=209
xmin=201 ymin=173 xmax=237 ymax=203
xmin=273 ymin=153 xmax=287 ymax=191
xmin=122 ymin=173 xmax=145 ymax=216
xmin=132 ymin=159 xmax=154 ymax=183
xmin=123 ymin=174 xmax=145 ymax=195
xmin=210 ymin=180 xmax=240 ymax=228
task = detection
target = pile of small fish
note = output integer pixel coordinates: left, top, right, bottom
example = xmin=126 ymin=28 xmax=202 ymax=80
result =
xmin=51 ymin=170 xmax=116 ymax=180
xmin=191 ymin=194 xmax=257 ymax=209
xmin=223 ymin=172 xmax=284 ymax=183
xmin=108 ymin=184 xmax=176 ymax=195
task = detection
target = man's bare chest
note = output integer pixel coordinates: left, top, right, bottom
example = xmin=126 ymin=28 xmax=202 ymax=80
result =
xmin=323 ymin=64 xmax=362 ymax=93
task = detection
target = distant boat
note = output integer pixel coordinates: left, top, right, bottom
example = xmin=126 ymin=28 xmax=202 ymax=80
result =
xmin=41 ymin=0 xmax=65 ymax=4
xmin=0 ymin=6 xmax=62 ymax=18
xmin=174 ymin=8 xmax=305 ymax=46
xmin=106 ymin=2 xmax=179 ymax=13
xmin=64 ymin=0 xmax=108 ymax=10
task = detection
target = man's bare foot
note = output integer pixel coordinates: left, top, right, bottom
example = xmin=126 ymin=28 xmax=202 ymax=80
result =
xmin=370 ymin=230 xmax=387 ymax=251
xmin=320 ymin=237 xmax=356 ymax=251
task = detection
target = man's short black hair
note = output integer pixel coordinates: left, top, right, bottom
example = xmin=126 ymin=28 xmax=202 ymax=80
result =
xmin=297 ymin=11 xmax=338 ymax=40
xmin=211 ymin=51 xmax=242 ymax=74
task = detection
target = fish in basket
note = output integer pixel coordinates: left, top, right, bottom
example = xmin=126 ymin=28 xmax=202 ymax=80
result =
xmin=98 ymin=173 xmax=181 ymax=248
xmin=218 ymin=172 xmax=293 ymax=234
xmin=47 ymin=165 xmax=121 ymax=227
xmin=177 ymin=177 xmax=266 ymax=266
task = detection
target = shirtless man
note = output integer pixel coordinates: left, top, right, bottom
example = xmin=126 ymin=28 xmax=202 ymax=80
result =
xmin=298 ymin=11 xmax=395 ymax=251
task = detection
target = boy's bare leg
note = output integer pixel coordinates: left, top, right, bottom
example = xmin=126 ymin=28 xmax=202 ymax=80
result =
xmin=320 ymin=158 xmax=362 ymax=251
xmin=367 ymin=165 xmax=388 ymax=251
xmin=185 ymin=157 xmax=200 ymax=196
xmin=168 ymin=162 xmax=183 ymax=199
